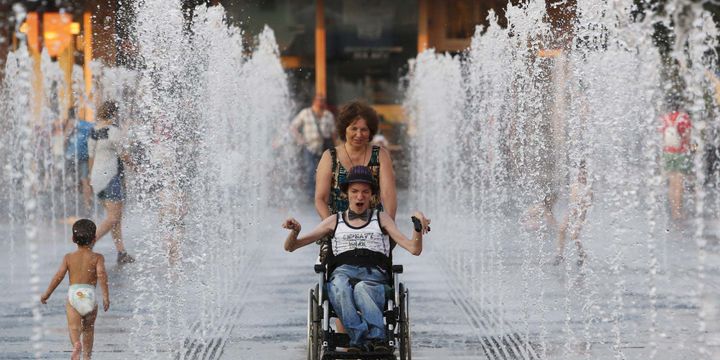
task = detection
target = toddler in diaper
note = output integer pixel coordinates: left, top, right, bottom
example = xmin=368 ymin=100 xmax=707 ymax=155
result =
xmin=41 ymin=219 xmax=110 ymax=360
xmin=68 ymin=284 xmax=97 ymax=316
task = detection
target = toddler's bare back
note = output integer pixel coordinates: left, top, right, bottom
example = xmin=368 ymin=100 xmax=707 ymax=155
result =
xmin=66 ymin=249 xmax=101 ymax=285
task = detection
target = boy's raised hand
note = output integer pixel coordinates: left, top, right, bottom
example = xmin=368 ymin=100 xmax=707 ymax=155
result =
xmin=282 ymin=218 xmax=301 ymax=233
xmin=413 ymin=211 xmax=431 ymax=234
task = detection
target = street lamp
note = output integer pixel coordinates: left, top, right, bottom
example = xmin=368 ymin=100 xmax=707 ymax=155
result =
xmin=18 ymin=11 xmax=78 ymax=57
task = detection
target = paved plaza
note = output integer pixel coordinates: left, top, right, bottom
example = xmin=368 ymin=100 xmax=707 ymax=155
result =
xmin=2 ymin=202 xmax=720 ymax=359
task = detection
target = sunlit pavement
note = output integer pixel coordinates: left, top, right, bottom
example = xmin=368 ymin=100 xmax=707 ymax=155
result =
xmin=2 ymin=204 xmax=720 ymax=359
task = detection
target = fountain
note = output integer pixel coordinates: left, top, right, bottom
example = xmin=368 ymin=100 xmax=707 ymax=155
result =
xmin=406 ymin=0 xmax=719 ymax=358
xmin=3 ymin=0 xmax=720 ymax=358
xmin=1 ymin=1 xmax=293 ymax=358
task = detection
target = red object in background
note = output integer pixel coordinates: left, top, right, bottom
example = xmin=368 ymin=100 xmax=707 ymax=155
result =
xmin=661 ymin=111 xmax=691 ymax=153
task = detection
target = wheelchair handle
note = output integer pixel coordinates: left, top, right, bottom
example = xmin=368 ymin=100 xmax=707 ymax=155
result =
xmin=316 ymin=264 xmax=401 ymax=273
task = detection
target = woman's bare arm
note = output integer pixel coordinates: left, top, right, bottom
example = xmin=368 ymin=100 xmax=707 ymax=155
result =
xmin=314 ymin=150 xmax=333 ymax=220
xmin=378 ymin=148 xmax=397 ymax=220
xmin=87 ymin=133 xmax=97 ymax=177
xmin=289 ymin=111 xmax=306 ymax=146
xmin=63 ymin=118 xmax=76 ymax=145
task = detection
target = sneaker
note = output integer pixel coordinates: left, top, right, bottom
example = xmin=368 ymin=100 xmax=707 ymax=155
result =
xmin=117 ymin=251 xmax=136 ymax=264
xmin=551 ymin=255 xmax=564 ymax=266
xmin=346 ymin=345 xmax=362 ymax=353
xmin=576 ymin=253 xmax=587 ymax=267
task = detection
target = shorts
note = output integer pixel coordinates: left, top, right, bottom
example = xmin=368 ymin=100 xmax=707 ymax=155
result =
xmin=97 ymin=173 xmax=125 ymax=202
xmin=664 ymin=153 xmax=692 ymax=174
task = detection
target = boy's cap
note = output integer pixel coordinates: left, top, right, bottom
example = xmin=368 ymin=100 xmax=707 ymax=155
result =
xmin=340 ymin=166 xmax=378 ymax=194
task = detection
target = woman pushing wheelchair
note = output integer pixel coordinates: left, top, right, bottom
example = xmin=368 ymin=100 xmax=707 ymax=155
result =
xmin=283 ymin=165 xmax=430 ymax=353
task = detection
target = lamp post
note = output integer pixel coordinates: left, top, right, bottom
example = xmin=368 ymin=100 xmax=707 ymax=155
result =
xmin=315 ymin=0 xmax=326 ymax=98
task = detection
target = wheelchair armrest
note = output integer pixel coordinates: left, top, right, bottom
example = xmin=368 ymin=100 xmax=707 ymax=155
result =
xmin=314 ymin=264 xmax=326 ymax=274
xmin=392 ymin=265 xmax=403 ymax=274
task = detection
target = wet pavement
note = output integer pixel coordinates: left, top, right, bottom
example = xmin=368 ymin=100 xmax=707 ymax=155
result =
xmin=432 ymin=204 xmax=720 ymax=360
xmin=2 ymin=206 xmax=720 ymax=359
xmin=0 ymin=208 xmax=482 ymax=359
xmin=219 ymin=217 xmax=485 ymax=360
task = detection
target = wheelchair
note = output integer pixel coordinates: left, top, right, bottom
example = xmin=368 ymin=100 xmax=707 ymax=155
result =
xmin=306 ymin=263 xmax=411 ymax=360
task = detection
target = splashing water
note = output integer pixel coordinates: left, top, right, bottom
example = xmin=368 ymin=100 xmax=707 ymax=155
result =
xmin=1 ymin=1 xmax=293 ymax=357
xmin=406 ymin=0 xmax=718 ymax=358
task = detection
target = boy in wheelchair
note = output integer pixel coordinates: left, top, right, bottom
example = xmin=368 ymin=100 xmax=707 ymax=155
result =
xmin=283 ymin=166 xmax=430 ymax=353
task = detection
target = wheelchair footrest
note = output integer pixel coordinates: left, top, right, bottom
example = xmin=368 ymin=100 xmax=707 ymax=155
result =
xmin=329 ymin=332 xmax=350 ymax=348
xmin=321 ymin=349 xmax=396 ymax=360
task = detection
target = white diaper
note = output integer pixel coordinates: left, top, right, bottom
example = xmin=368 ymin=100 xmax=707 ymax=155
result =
xmin=68 ymin=284 xmax=97 ymax=316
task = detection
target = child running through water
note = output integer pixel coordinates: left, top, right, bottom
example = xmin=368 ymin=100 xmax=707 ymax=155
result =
xmin=554 ymin=160 xmax=592 ymax=267
xmin=40 ymin=219 xmax=110 ymax=360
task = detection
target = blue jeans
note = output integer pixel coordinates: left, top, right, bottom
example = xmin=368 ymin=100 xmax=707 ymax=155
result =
xmin=303 ymin=148 xmax=321 ymax=198
xmin=327 ymin=264 xmax=388 ymax=346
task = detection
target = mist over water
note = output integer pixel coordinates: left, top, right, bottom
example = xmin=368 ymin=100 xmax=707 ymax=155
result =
xmin=125 ymin=3 xmax=293 ymax=355
xmin=406 ymin=0 xmax=719 ymax=358
xmin=4 ymin=0 xmax=720 ymax=358
xmin=1 ymin=1 xmax=293 ymax=357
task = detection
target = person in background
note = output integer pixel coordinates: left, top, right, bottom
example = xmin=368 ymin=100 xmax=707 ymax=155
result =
xmin=660 ymin=106 xmax=692 ymax=222
xmin=290 ymin=94 xmax=337 ymax=199
xmin=88 ymin=101 xmax=135 ymax=264
xmin=554 ymin=160 xmax=591 ymax=266
xmin=315 ymin=101 xmax=397 ymax=221
xmin=65 ymin=108 xmax=95 ymax=214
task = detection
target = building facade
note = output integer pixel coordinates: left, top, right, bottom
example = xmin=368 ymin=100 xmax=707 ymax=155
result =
xmin=223 ymin=0 xmax=513 ymax=117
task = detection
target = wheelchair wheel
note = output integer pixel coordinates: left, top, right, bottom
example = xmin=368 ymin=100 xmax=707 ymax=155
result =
xmin=307 ymin=285 xmax=322 ymax=360
xmin=398 ymin=283 xmax=411 ymax=360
